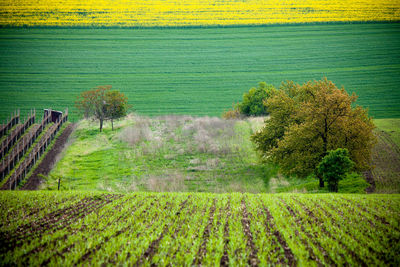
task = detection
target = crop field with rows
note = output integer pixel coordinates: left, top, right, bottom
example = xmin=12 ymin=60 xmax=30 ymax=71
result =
xmin=0 ymin=191 xmax=399 ymax=265
xmin=1 ymin=23 xmax=399 ymax=121
xmin=0 ymin=0 xmax=399 ymax=27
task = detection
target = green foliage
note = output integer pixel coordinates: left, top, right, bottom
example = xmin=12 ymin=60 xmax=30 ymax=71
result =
xmin=317 ymin=148 xmax=354 ymax=192
xmin=275 ymin=172 xmax=369 ymax=193
xmin=1 ymin=24 xmax=400 ymax=121
xmin=75 ymin=86 xmax=129 ymax=132
xmin=237 ymin=82 xmax=273 ymax=116
xmin=252 ymin=78 xmax=376 ymax=181
xmin=1 ymin=191 xmax=399 ymax=266
xmin=75 ymin=85 xmax=111 ymax=132
xmin=104 ymin=90 xmax=130 ymax=130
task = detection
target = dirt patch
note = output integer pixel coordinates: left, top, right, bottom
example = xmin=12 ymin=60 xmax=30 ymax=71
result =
xmin=21 ymin=123 xmax=76 ymax=190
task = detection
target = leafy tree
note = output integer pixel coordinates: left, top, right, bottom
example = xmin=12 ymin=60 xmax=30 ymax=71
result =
xmin=252 ymin=78 xmax=376 ymax=187
xmin=317 ymin=148 xmax=354 ymax=192
xmin=75 ymin=85 xmax=129 ymax=132
xmin=237 ymin=82 xmax=274 ymax=116
xmin=222 ymin=103 xmax=241 ymax=119
xmin=105 ymin=90 xmax=130 ymax=130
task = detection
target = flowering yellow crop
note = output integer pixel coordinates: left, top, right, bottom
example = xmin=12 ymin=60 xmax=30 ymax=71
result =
xmin=0 ymin=0 xmax=399 ymax=27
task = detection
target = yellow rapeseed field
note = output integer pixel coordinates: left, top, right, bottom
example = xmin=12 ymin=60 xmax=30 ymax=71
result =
xmin=0 ymin=0 xmax=399 ymax=27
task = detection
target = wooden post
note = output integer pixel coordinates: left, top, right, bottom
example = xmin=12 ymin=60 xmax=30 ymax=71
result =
xmin=58 ymin=178 xmax=61 ymax=190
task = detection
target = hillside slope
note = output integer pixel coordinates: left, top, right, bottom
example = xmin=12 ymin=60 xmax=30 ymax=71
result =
xmin=0 ymin=191 xmax=399 ymax=266
xmin=1 ymin=24 xmax=399 ymax=121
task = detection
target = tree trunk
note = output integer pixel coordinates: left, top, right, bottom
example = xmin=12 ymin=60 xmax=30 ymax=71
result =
xmin=99 ymin=118 xmax=103 ymax=132
xmin=319 ymin=177 xmax=325 ymax=188
xmin=317 ymin=170 xmax=325 ymax=188
xmin=315 ymin=168 xmax=325 ymax=188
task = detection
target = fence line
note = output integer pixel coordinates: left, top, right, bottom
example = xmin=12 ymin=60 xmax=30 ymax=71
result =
xmin=0 ymin=110 xmax=36 ymax=159
xmin=0 ymin=110 xmax=52 ymax=182
xmin=4 ymin=109 xmax=68 ymax=190
xmin=0 ymin=110 xmax=20 ymax=138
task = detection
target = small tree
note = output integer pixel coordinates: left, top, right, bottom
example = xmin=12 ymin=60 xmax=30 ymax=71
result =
xmin=75 ymin=85 xmax=129 ymax=132
xmin=317 ymin=148 xmax=354 ymax=192
xmin=105 ymin=90 xmax=129 ymax=130
xmin=237 ymin=82 xmax=273 ymax=116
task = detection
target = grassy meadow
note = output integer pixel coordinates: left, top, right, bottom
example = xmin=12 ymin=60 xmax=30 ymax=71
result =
xmin=1 ymin=23 xmax=399 ymax=121
xmin=44 ymin=114 xmax=275 ymax=193
xmin=44 ymin=114 xmax=371 ymax=194
xmin=1 ymin=0 xmax=399 ymax=27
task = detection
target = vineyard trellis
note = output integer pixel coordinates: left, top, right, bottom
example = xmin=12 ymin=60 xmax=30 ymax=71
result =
xmin=0 ymin=110 xmax=20 ymax=138
xmin=3 ymin=109 xmax=68 ymax=190
xmin=0 ymin=110 xmax=36 ymax=158
xmin=0 ymin=109 xmax=68 ymax=189
xmin=0 ymin=110 xmax=50 ymax=182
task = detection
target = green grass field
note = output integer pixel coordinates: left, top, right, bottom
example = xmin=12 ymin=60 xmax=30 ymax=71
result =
xmin=1 ymin=23 xmax=399 ymax=121
xmin=45 ymin=115 xmax=277 ymax=193
xmin=1 ymin=191 xmax=399 ymax=266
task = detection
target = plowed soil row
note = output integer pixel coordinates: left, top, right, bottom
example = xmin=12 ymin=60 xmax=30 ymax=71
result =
xmin=258 ymin=198 xmax=296 ymax=266
xmin=135 ymin=196 xmax=191 ymax=265
xmin=193 ymin=198 xmax=217 ymax=265
xmin=0 ymin=194 xmax=119 ymax=253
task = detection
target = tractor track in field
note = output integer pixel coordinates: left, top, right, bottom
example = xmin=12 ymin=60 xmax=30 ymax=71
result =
xmin=21 ymin=123 xmax=76 ymax=190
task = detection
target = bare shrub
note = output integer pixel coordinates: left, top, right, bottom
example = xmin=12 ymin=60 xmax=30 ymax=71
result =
xmin=141 ymin=140 xmax=164 ymax=155
xmin=206 ymin=158 xmax=221 ymax=169
xmin=119 ymin=116 xmax=152 ymax=146
xmin=145 ymin=171 xmax=187 ymax=192
xmin=189 ymin=158 xmax=201 ymax=165
xmin=164 ymin=154 xmax=175 ymax=160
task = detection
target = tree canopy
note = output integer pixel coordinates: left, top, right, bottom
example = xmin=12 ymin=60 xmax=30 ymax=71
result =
xmin=318 ymin=148 xmax=354 ymax=192
xmin=75 ymin=85 xmax=129 ymax=132
xmin=237 ymin=82 xmax=274 ymax=116
xmin=105 ymin=90 xmax=129 ymax=130
xmin=222 ymin=82 xmax=273 ymax=119
xmin=251 ymin=78 xmax=376 ymax=186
